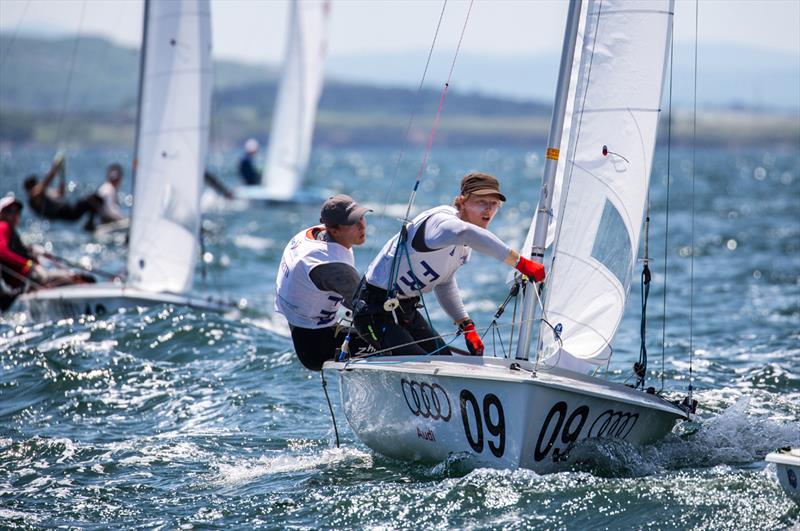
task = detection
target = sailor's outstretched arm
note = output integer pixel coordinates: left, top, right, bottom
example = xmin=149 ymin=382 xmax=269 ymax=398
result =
xmin=423 ymin=214 xmax=510 ymax=261
xmin=424 ymin=212 xmax=545 ymax=281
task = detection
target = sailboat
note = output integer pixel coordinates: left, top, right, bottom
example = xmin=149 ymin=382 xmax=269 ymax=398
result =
xmin=234 ymin=0 xmax=331 ymax=204
xmin=323 ymin=0 xmax=693 ymax=471
xmin=14 ymin=0 xmax=233 ymax=321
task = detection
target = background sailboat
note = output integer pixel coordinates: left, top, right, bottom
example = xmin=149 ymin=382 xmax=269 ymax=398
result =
xmin=15 ymin=0 xmax=232 ymax=321
xmin=235 ymin=0 xmax=331 ymax=204
xmin=325 ymin=0 xmax=692 ymax=471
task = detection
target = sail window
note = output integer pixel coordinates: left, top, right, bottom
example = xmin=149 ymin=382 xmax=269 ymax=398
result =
xmin=591 ymin=200 xmax=633 ymax=288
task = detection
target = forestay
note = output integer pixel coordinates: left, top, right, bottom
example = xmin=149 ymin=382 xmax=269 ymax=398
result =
xmin=520 ymin=4 xmax=587 ymax=255
xmin=262 ymin=0 xmax=330 ymax=200
xmin=537 ymin=0 xmax=674 ymax=367
xmin=127 ymin=0 xmax=212 ymax=294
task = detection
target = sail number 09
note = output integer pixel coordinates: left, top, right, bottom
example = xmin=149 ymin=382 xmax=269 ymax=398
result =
xmin=459 ymin=389 xmax=505 ymax=458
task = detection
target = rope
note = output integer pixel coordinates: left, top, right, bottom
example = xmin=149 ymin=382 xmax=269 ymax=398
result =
xmin=0 ymin=262 xmax=45 ymax=291
xmin=402 ymin=0 xmax=474 ymax=225
xmin=320 ymin=370 xmax=340 ymax=448
xmin=376 ymin=0 xmax=448 ymax=237
xmin=42 ymin=253 xmax=118 ymax=280
xmin=660 ymin=15 xmax=675 ymax=393
xmin=381 ymin=0 xmax=474 ymax=306
xmin=54 ymin=0 xmax=88 ymax=146
xmin=688 ymin=0 xmax=698 ymax=400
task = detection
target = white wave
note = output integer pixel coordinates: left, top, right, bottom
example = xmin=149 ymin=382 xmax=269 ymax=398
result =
xmin=36 ymin=332 xmax=90 ymax=353
xmin=0 ymin=329 xmax=43 ymax=353
xmin=214 ymin=446 xmax=372 ymax=486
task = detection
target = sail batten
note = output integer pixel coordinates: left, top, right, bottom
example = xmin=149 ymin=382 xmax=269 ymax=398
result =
xmin=535 ymin=0 xmax=674 ymax=368
xmin=127 ymin=0 xmax=212 ymax=294
xmin=262 ymin=0 xmax=330 ymax=200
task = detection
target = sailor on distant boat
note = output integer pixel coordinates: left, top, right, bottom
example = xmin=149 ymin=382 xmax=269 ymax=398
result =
xmin=0 ymin=196 xmax=93 ymax=310
xmin=238 ymin=138 xmax=262 ymax=186
xmin=275 ymin=194 xmax=373 ymax=370
xmin=354 ymin=172 xmax=546 ymax=357
xmin=93 ymin=163 xmax=126 ymax=226
xmin=23 ymin=153 xmax=102 ymax=230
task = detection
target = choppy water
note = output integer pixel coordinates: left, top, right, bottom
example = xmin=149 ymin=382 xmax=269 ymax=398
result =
xmin=1 ymin=144 xmax=798 ymax=529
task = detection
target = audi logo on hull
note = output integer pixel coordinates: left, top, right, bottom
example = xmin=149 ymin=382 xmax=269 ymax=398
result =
xmin=588 ymin=410 xmax=639 ymax=439
xmin=400 ymin=379 xmax=452 ymax=421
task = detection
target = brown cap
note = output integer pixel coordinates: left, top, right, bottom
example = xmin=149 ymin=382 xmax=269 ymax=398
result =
xmin=459 ymin=172 xmax=507 ymax=202
xmin=320 ymin=194 xmax=372 ymax=226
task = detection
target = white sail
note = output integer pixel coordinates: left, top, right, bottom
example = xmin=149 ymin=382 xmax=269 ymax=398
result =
xmin=261 ymin=0 xmax=330 ymax=200
xmin=127 ymin=0 xmax=212 ymax=293
xmin=537 ymin=0 xmax=674 ymax=366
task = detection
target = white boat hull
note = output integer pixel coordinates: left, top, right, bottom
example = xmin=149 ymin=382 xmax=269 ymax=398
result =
xmin=325 ymin=356 xmax=688 ymax=472
xmin=766 ymin=449 xmax=800 ymax=505
xmin=13 ymin=283 xmax=235 ymax=321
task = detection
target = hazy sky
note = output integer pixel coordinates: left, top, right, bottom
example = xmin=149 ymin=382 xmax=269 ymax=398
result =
xmin=1 ymin=0 xmax=798 ymax=64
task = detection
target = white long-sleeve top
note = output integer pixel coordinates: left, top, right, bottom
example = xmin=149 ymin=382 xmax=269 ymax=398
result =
xmin=365 ymin=205 xmax=510 ymax=322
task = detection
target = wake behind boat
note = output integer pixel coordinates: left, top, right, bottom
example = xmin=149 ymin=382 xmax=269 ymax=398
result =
xmin=324 ymin=0 xmax=694 ymax=472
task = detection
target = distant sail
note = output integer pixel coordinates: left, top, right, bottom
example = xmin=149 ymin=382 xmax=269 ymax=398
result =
xmin=262 ymin=0 xmax=330 ymax=200
xmin=127 ymin=0 xmax=212 ymax=293
xmin=538 ymin=0 xmax=674 ymax=366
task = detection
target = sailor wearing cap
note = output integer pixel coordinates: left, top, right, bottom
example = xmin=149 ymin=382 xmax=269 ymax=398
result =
xmin=238 ymin=138 xmax=262 ymax=186
xmin=0 ymin=195 xmax=94 ymax=310
xmin=275 ymin=194 xmax=373 ymax=370
xmin=0 ymin=196 xmax=38 ymax=294
xmin=354 ymin=172 xmax=546 ymax=357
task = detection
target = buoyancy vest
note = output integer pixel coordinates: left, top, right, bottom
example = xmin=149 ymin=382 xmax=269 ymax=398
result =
xmin=275 ymin=226 xmax=355 ymax=329
xmin=365 ymin=206 xmax=471 ymax=299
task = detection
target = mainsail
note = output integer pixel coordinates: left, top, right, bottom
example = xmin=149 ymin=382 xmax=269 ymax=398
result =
xmin=536 ymin=0 xmax=674 ymax=367
xmin=261 ymin=0 xmax=330 ymax=200
xmin=127 ymin=0 xmax=212 ymax=293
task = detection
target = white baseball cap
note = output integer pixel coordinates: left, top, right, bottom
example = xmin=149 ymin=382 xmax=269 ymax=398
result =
xmin=245 ymin=138 xmax=259 ymax=153
xmin=0 ymin=195 xmax=22 ymax=214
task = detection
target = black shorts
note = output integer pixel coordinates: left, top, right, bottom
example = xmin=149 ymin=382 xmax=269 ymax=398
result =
xmin=289 ymin=325 xmax=371 ymax=371
xmin=353 ymin=284 xmax=451 ymax=357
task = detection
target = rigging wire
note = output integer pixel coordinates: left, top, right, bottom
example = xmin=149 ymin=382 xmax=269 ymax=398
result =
xmin=54 ymin=0 xmax=88 ymax=147
xmin=381 ymin=0 xmax=473 ymax=312
xmin=688 ymin=0 xmax=699 ymax=400
xmin=402 ymin=0 xmax=474 ymax=224
xmin=660 ymin=14 xmax=675 ymax=393
xmin=320 ymin=370 xmax=340 ymax=448
xmin=375 ymin=0 xmax=448 ymax=237
xmin=0 ymin=0 xmax=31 ymax=68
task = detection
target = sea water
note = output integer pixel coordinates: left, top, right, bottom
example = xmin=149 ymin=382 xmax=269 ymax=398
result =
xmin=0 ymin=145 xmax=798 ymax=529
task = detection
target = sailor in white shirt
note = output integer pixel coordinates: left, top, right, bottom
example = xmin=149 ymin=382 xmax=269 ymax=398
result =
xmin=275 ymin=194 xmax=372 ymax=370
xmin=354 ymin=172 xmax=545 ymax=357
xmin=94 ymin=163 xmax=126 ymax=224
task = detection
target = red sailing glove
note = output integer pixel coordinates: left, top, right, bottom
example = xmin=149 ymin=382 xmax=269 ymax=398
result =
xmin=459 ymin=319 xmax=484 ymax=356
xmin=515 ymin=256 xmax=546 ymax=282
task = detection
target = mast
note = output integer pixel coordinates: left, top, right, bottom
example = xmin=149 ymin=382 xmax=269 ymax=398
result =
xmin=130 ymin=0 xmax=149 ymax=234
xmin=515 ymin=0 xmax=583 ymax=360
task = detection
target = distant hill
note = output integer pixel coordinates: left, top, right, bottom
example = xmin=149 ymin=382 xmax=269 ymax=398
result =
xmin=0 ymin=33 xmax=796 ymax=148
xmin=328 ymin=43 xmax=800 ymax=113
